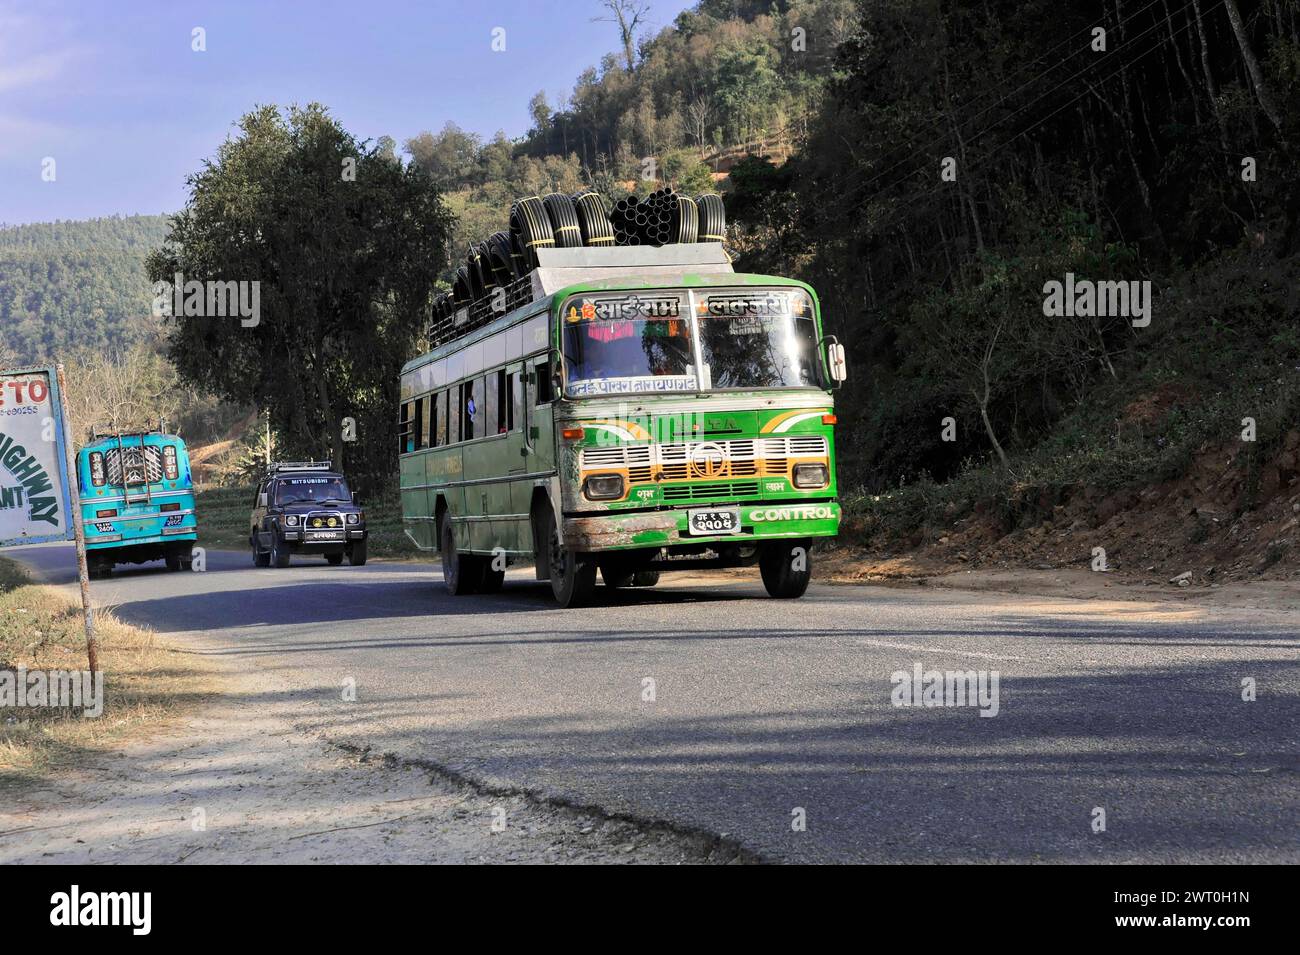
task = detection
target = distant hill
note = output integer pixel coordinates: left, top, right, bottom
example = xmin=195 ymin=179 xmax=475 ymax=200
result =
xmin=0 ymin=215 xmax=171 ymax=365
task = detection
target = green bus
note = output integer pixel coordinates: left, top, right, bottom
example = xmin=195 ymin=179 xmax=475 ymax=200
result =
xmin=399 ymin=245 xmax=846 ymax=607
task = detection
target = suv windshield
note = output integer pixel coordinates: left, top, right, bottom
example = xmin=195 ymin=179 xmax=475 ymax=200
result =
xmin=561 ymin=287 xmax=821 ymax=395
xmin=275 ymin=477 xmax=350 ymax=505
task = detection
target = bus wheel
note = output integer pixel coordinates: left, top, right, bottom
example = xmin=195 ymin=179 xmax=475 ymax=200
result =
xmin=631 ymin=570 xmax=660 ymax=587
xmin=600 ymin=564 xmax=634 ymax=589
xmin=544 ymin=510 xmax=596 ymax=607
xmin=270 ymin=535 xmax=291 ymax=568
xmin=347 ymin=540 xmax=367 ymax=567
xmin=480 ymin=567 xmax=504 ymax=593
xmin=165 ymin=544 xmax=192 ymax=572
xmin=441 ymin=520 xmax=480 ymax=595
xmin=252 ymin=536 xmax=270 ymax=568
xmin=88 ymin=558 xmax=112 ymax=580
xmin=759 ymin=540 xmax=812 ymax=599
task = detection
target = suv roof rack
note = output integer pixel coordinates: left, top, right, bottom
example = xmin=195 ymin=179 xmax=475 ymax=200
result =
xmin=268 ymin=460 xmax=334 ymax=474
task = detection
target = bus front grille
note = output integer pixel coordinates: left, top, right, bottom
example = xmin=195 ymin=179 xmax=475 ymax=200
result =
xmin=662 ymin=481 xmax=761 ymax=501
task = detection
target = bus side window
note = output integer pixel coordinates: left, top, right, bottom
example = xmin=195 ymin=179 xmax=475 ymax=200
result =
xmin=488 ymin=369 xmax=504 ymax=435
xmin=447 ymin=386 xmax=461 ymax=445
xmin=460 ymin=379 xmax=475 ymax=441
xmin=414 ymin=397 xmax=426 ymax=451
xmin=508 ymin=367 xmax=522 ymax=431
xmin=535 ymin=358 xmax=553 ymax=405
xmin=429 ymin=392 xmax=439 ymax=448
xmin=399 ymin=401 xmax=413 ymax=453
xmin=436 ymin=390 xmax=449 ymax=447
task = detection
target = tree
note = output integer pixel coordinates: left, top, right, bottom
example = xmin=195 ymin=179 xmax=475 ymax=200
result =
xmin=147 ymin=104 xmax=453 ymax=492
xmin=594 ymin=0 xmax=650 ymax=72
xmin=404 ymin=122 xmax=482 ymax=189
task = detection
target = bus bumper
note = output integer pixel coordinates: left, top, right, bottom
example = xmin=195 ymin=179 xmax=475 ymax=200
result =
xmin=85 ymin=530 xmax=197 ymax=550
xmin=562 ymin=501 xmax=840 ymax=551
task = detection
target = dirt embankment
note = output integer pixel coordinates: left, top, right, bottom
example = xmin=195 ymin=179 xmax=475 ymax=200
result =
xmin=825 ymin=428 xmax=1300 ymax=607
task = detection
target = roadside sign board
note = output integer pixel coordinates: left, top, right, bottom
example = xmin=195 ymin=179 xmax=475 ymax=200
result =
xmin=0 ymin=366 xmax=76 ymax=547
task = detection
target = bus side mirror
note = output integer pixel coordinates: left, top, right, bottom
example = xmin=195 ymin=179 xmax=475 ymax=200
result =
xmin=827 ymin=341 xmax=847 ymax=384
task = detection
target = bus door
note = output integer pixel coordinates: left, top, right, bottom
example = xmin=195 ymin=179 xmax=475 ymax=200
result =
xmin=504 ymin=362 xmax=531 ymax=552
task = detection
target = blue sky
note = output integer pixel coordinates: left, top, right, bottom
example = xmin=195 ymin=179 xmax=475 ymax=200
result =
xmin=0 ymin=0 xmax=696 ymax=224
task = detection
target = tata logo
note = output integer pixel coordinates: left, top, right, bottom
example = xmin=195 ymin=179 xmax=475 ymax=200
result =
xmin=688 ymin=442 xmax=727 ymax=479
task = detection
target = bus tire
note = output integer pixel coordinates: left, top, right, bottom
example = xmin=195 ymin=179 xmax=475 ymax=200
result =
xmin=480 ymin=567 xmax=504 ymax=593
xmin=348 ymin=540 xmax=367 ymax=567
xmin=252 ymin=536 xmax=270 ymax=568
xmin=543 ymin=509 xmax=596 ymax=607
xmin=759 ymin=540 xmax=811 ymax=599
xmin=631 ymin=570 xmax=660 ymax=587
xmin=88 ymin=557 xmax=112 ymax=580
xmin=600 ymin=564 xmax=634 ymax=589
xmin=441 ymin=519 xmax=480 ymax=595
xmin=270 ymin=534 xmax=291 ymax=568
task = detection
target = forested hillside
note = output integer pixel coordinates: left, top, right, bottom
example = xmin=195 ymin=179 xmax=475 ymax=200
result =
xmin=404 ymin=0 xmax=854 ymax=278
xmin=0 ymin=215 xmax=170 ymax=365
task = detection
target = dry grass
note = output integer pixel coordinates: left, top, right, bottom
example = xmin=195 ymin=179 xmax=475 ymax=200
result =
xmin=0 ymin=556 xmax=221 ymax=790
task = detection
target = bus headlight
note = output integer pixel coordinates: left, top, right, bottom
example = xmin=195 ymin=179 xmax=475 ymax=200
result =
xmin=792 ymin=464 xmax=829 ymax=488
xmin=284 ymin=515 xmax=299 ymax=526
xmin=583 ymin=474 xmax=625 ymax=501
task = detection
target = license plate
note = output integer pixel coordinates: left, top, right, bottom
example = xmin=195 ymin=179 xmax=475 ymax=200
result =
xmin=687 ymin=508 xmax=741 ymax=535
xmin=306 ymin=530 xmax=344 ymax=541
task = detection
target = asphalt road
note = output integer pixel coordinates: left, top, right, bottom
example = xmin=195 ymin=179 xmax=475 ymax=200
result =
xmin=8 ymin=543 xmax=1298 ymax=863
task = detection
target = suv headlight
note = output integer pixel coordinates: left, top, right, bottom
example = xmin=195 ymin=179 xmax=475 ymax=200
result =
xmin=583 ymin=474 xmax=625 ymax=501
xmin=347 ymin=512 xmax=360 ymax=525
xmin=284 ymin=514 xmax=299 ymax=526
xmin=792 ymin=463 xmax=829 ymax=489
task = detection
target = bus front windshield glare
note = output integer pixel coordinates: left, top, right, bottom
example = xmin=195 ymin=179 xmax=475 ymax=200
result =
xmin=562 ymin=289 xmax=821 ymax=396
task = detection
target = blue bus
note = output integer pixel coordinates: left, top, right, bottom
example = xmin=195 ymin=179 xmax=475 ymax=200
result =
xmin=76 ymin=424 xmax=198 ymax=577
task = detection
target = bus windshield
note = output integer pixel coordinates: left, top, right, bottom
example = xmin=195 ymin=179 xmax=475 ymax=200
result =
xmin=561 ymin=287 xmax=822 ymax=395
xmin=696 ymin=290 xmax=822 ymax=389
xmin=562 ymin=293 xmax=696 ymax=396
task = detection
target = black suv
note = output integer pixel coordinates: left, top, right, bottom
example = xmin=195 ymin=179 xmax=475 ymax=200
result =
xmin=250 ymin=462 xmax=367 ymax=567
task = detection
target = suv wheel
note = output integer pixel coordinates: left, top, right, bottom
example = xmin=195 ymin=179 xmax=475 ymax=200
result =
xmin=270 ymin=534 xmax=291 ymax=568
xmin=326 ymin=552 xmax=344 ymax=566
xmin=252 ymin=534 xmax=270 ymax=568
xmin=347 ymin=539 xmax=367 ymax=567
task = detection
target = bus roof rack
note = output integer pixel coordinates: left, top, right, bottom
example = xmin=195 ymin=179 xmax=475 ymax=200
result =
xmin=426 ymin=242 xmax=734 ymax=349
xmin=268 ymin=460 xmax=334 ymax=474
xmin=89 ymin=419 xmax=167 ymax=441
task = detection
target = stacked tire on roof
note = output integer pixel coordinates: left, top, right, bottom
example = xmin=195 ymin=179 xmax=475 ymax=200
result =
xmin=432 ymin=191 xmax=726 ymax=325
